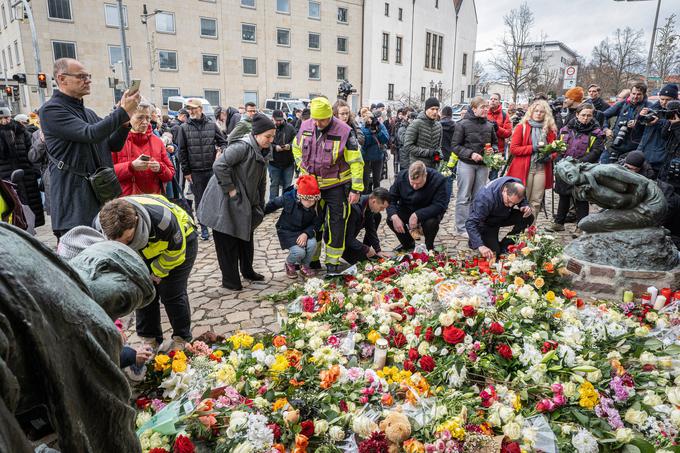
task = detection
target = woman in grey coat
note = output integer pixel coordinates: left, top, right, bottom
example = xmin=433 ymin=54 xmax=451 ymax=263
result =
xmin=198 ymin=113 xmax=275 ymax=290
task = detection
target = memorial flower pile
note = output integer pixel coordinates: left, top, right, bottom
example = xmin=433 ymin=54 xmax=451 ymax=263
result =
xmin=136 ymin=230 xmax=680 ymax=453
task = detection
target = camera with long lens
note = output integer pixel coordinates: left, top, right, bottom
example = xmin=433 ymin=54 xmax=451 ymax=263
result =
xmin=608 ymin=121 xmax=629 ymax=163
xmin=337 ymin=80 xmax=357 ymax=101
xmin=638 ymin=110 xmax=658 ymax=126
xmin=667 ymin=158 xmax=680 ymax=185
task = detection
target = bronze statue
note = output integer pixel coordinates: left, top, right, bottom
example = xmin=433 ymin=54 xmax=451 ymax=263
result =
xmin=554 ymin=158 xmax=667 ymax=233
xmin=0 ymin=223 xmax=154 ymax=452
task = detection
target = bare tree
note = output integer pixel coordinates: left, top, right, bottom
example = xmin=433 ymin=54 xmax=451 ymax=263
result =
xmin=589 ymin=27 xmax=645 ymax=96
xmin=490 ymin=2 xmax=546 ymax=102
xmin=652 ymin=14 xmax=680 ymax=83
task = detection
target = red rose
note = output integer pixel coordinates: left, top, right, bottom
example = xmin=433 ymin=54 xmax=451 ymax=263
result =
xmin=300 ymin=419 xmax=315 ymax=438
xmin=462 ymin=305 xmax=476 ymax=317
xmin=406 ymin=306 xmax=416 ymax=316
xmin=408 ymin=347 xmax=419 ymax=361
xmin=442 ymin=326 xmax=466 ymax=345
xmin=391 ymin=332 xmax=407 ymax=348
xmin=496 ymin=343 xmax=513 ymax=360
xmin=419 ymin=355 xmax=436 ymax=372
xmin=173 ymin=435 xmax=195 ymax=453
xmin=403 ymin=359 xmax=416 ymax=371
xmin=268 ymin=423 xmax=282 ymax=441
xmin=489 ymin=322 xmax=505 ymax=335
xmin=424 ymin=326 xmax=434 ymax=342
xmin=501 ymin=441 xmax=521 ymax=453
xmin=149 ymin=449 xmax=170 ymax=453
xmin=135 ymin=396 xmax=151 ymax=409
xmin=339 ymin=400 xmax=349 ymax=412
xmin=414 ymin=326 xmax=422 ymax=337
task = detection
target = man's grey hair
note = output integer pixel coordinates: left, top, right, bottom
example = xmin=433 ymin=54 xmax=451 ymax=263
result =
xmin=408 ymin=161 xmax=427 ymax=179
xmin=503 ymin=181 xmax=526 ymax=198
xmin=53 ymin=58 xmax=75 ymax=82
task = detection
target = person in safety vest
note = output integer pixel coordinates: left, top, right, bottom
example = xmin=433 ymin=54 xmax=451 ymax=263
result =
xmin=292 ymin=97 xmax=364 ymax=273
xmin=97 ymin=194 xmax=197 ymax=351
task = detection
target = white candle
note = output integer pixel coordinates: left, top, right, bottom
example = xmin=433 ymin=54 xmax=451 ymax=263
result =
xmin=373 ymin=338 xmax=388 ymax=369
xmin=647 ymin=286 xmax=658 ymax=304
xmin=654 ymin=295 xmax=667 ymax=311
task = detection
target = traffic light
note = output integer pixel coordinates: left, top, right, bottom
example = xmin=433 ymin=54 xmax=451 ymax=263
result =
xmin=12 ymin=73 xmax=27 ymax=84
xmin=37 ymin=73 xmax=47 ymax=88
xmin=12 ymin=86 xmax=19 ymax=101
xmin=4 ymin=86 xmax=11 ymax=96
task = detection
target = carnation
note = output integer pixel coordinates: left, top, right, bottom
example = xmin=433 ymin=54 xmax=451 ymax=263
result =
xmin=571 ymin=429 xmax=598 ymax=453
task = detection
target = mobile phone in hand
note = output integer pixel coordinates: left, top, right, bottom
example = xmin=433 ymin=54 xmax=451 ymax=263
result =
xmin=128 ymin=79 xmax=141 ymax=95
xmin=139 ymin=154 xmax=150 ymax=161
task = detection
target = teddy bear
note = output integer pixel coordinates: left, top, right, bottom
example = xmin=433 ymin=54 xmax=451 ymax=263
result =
xmin=379 ymin=410 xmax=412 ymax=453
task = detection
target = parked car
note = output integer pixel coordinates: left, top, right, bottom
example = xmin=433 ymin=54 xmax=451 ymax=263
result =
xmin=167 ymin=96 xmax=215 ymax=120
xmin=263 ymin=99 xmax=306 ymax=119
xmin=451 ymin=103 xmax=469 ymax=121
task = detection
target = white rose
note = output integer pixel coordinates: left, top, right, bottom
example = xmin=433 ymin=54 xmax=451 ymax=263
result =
xmin=639 ymin=352 xmax=656 ymax=366
xmin=363 ymin=294 xmax=373 ymax=303
xmin=466 ymin=318 xmax=475 ymax=327
xmin=418 ymin=341 xmax=430 ymax=356
xmin=295 ymin=339 xmax=305 ymax=349
xmin=624 ymin=409 xmax=647 ymax=426
xmin=429 ymin=345 xmax=439 ymax=354
xmin=487 ymin=410 xmax=502 ymax=427
xmin=233 ymin=442 xmax=255 ymax=453
xmin=635 ymin=326 xmax=650 ymax=337
xmin=329 ymin=425 xmax=346 ymax=441
xmin=136 ymin=412 xmax=151 ymax=428
xmin=352 ymin=415 xmax=378 ymax=438
xmin=563 ymin=382 xmax=578 ymax=398
xmin=499 ymin=405 xmax=514 ymax=423
xmin=315 ymin=419 xmax=329 ymax=435
xmin=586 ymin=369 xmax=602 ymax=383
xmin=615 ymin=428 xmax=633 ymax=443
xmin=379 ymin=324 xmax=390 ymax=335
xmin=642 ymin=391 xmax=662 ymax=407
xmin=440 ymin=348 xmax=449 ymax=356
xmin=668 ymin=387 xmax=680 ymax=406
xmin=308 ymin=336 xmax=323 ymax=350
xmin=520 ymin=306 xmax=535 ymax=319
xmin=438 ymin=312 xmax=454 ymax=327
xmin=670 ymin=409 xmax=680 ymax=428
xmin=503 ymin=422 xmax=522 ymax=440
xmin=645 ymin=311 xmax=659 ymax=322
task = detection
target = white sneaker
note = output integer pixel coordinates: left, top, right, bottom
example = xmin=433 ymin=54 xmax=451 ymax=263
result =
xmin=169 ymin=336 xmax=187 ymax=351
xmin=140 ymin=336 xmax=159 ymax=351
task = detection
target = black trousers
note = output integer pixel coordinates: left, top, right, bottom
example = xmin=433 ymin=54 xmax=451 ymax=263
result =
xmin=342 ymin=213 xmax=382 ymax=264
xmin=480 ymin=211 xmax=534 ymax=256
xmin=387 ymin=209 xmax=441 ymax=250
xmin=555 ymin=194 xmax=589 ymax=225
xmin=320 ymin=184 xmax=350 ymax=265
xmin=191 ymin=169 xmax=213 ymax=218
xmin=136 ymin=232 xmax=198 ymax=342
xmin=213 ymin=230 xmax=255 ymax=287
xmin=362 ymin=159 xmax=383 ymax=194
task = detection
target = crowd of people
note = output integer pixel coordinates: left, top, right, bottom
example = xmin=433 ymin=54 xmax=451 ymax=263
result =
xmin=1 ymin=56 xmax=680 ymax=354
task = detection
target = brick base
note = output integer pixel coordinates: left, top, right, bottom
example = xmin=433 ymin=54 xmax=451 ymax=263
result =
xmin=564 ymin=254 xmax=680 ymax=301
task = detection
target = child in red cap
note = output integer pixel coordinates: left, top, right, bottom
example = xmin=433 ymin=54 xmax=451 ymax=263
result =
xmin=264 ymin=175 xmax=323 ymax=278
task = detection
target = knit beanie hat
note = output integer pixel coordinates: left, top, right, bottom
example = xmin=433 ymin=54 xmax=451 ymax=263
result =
xmin=251 ymin=113 xmax=276 ymax=135
xmin=272 ymin=109 xmax=285 ymax=120
xmin=296 ymin=175 xmax=321 ymax=201
xmin=624 ymin=151 xmax=646 ymax=169
xmin=659 ymin=84 xmax=679 ymax=99
xmin=424 ymin=97 xmax=440 ymax=110
xmin=57 ymin=226 xmax=107 ymax=260
xmin=565 ymin=86 xmax=584 ymax=103
xmin=310 ymin=97 xmax=333 ymax=119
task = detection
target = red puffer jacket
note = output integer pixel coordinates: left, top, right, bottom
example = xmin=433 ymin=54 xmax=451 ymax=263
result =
xmin=112 ymin=125 xmax=175 ymax=195
xmin=507 ymin=123 xmax=556 ymax=189
xmin=487 ymin=106 xmax=512 ymax=151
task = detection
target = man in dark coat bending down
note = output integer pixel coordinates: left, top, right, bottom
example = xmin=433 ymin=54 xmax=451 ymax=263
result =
xmin=343 ymin=187 xmax=391 ymax=264
xmin=466 ymin=177 xmax=534 ymax=261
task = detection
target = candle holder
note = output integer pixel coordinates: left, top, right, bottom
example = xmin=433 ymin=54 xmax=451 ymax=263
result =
xmin=373 ymin=338 xmax=388 ymax=369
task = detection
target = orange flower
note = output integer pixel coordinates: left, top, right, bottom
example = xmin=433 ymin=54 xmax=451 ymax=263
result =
xmin=381 ymin=393 xmax=394 ymax=406
xmin=289 ymin=378 xmax=306 ymax=387
xmin=272 ymin=398 xmax=289 ymax=412
xmin=293 ymin=434 xmax=309 ymax=453
xmin=543 ymin=262 xmax=555 ymax=273
xmin=562 ymin=288 xmax=577 ymax=300
xmin=273 ymin=444 xmax=285 ymax=453
xmin=403 ymin=439 xmax=425 ymax=453
xmin=285 ymin=349 xmax=303 ymax=369
xmin=198 ymin=414 xmax=217 ymax=428
xmin=319 ymin=365 xmax=341 ymax=389
xmin=273 ymin=335 xmax=287 ymax=348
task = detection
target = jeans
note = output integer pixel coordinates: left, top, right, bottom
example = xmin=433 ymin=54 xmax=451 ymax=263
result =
xmin=268 ymin=164 xmax=294 ymax=201
xmin=287 ymin=237 xmax=317 ymax=266
xmin=120 ymin=346 xmax=137 ymax=368
xmin=136 ymin=232 xmax=198 ymax=342
xmin=387 ymin=209 xmax=442 ymax=250
xmin=444 ymin=174 xmax=454 ymax=201
xmin=362 ymin=159 xmax=383 ymax=194
xmin=455 ymin=161 xmax=489 ymax=232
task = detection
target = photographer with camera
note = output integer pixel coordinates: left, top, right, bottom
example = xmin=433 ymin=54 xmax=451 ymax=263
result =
xmin=658 ymin=100 xmax=680 ymax=195
xmin=636 ymin=84 xmax=678 ymax=176
xmin=359 ymin=109 xmax=389 ymax=194
xmin=601 ymin=82 xmax=651 ymax=164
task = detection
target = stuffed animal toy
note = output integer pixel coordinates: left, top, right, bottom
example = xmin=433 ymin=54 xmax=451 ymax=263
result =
xmin=379 ymin=410 xmax=412 ymax=453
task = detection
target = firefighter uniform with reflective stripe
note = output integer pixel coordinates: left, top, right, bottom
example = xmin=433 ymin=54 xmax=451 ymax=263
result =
xmin=293 ymin=112 xmax=363 ymax=266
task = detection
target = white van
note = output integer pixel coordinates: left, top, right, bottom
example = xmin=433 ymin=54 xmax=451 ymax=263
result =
xmin=167 ymin=96 xmax=215 ymax=120
xmin=263 ymin=99 xmax=306 ymax=119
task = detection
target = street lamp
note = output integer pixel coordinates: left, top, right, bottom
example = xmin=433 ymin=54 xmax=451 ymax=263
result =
xmin=141 ymin=4 xmax=168 ymax=106
xmin=613 ymin=0 xmax=662 ymax=79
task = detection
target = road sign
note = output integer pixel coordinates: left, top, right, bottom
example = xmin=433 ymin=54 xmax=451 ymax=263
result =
xmin=563 ymin=65 xmax=578 ymax=89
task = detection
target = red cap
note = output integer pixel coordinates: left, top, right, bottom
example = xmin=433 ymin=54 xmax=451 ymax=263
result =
xmin=296 ymin=175 xmax=321 ymax=201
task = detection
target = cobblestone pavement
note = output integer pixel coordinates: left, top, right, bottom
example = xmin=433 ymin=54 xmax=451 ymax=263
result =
xmin=35 ymin=167 xmax=576 ymax=343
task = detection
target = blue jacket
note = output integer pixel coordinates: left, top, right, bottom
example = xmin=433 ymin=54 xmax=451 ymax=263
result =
xmin=637 ymin=101 xmax=669 ymax=168
xmin=264 ymin=187 xmax=323 ymax=249
xmin=603 ymin=98 xmax=650 ymax=153
xmin=360 ymin=122 xmax=389 ymax=161
xmin=466 ymin=176 xmax=529 ymax=249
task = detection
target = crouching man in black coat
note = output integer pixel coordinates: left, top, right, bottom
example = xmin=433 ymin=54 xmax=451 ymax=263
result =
xmin=343 ymin=187 xmax=391 ymax=264
xmin=387 ymin=161 xmax=449 ymax=251
xmin=466 ymin=177 xmax=534 ymax=261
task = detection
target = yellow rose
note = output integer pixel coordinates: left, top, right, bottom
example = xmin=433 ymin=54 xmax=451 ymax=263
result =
xmin=514 ymin=276 xmax=525 ymax=287
xmin=171 ymin=358 xmax=187 ymax=373
xmin=252 ymin=342 xmax=264 ymax=351
xmin=154 ymin=354 xmax=171 ymax=372
xmin=367 ymin=330 xmax=381 ymax=344
xmin=533 ymin=277 xmax=545 ymax=289
xmin=545 ymin=291 xmax=556 ymax=303
xmin=521 ymin=247 xmax=532 ymax=256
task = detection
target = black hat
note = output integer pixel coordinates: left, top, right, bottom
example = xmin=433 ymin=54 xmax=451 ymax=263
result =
xmin=178 ymin=108 xmax=189 ymax=116
xmin=251 ymin=113 xmax=276 ymax=135
xmin=272 ymin=109 xmax=285 ymax=120
xmin=376 ymin=102 xmax=385 ymax=108
xmin=425 ymin=97 xmax=440 ymax=110
xmin=624 ymin=151 xmax=646 ymax=169
xmin=659 ymin=84 xmax=679 ymax=99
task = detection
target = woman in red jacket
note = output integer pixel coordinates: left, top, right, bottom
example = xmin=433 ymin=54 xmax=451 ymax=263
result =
xmin=507 ymin=100 xmax=557 ymax=221
xmin=112 ymin=102 xmax=174 ymax=195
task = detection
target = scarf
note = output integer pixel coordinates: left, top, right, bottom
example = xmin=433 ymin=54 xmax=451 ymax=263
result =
xmin=528 ymin=119 xmax=544 ymax=152
xmin=126 ymin=198 xmax=151 ymax=251
xmin=570 ymin=119 xmax=597 ymax=134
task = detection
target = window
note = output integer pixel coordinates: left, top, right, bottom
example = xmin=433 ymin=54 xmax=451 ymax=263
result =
xmin=13 ymin=41 xmax=19 ymax=66
xmin=398 ymin=7 xmax=403 ymax=20
xmin=161 ymin=88 xmax=180 ymax=106
xmin=244 ymin=91 xmax=258 ymax=106
xmin=52 ymin=41 xmax=76 ymax=60
xmin=309 ymin=64 xmax=320 ymax=80
xmin=425 ymin=31 xmax=443 ymax=70
xmin=337 ymin=66 xmax=347 ymax=81
xmin=381 ymin=33 xmax=389 ymax=62
xmin=437 ymin=35 xmax=443 ymax=70
xmin=108 ymin=45 xmax=131 ymax=68
xmin=243 ymin=58 xmax=257 ymax=75
xmin=308 ymin=1 xmax=320 ymax=19
xmin=1 ymin=50 xmax=5 ymax=74
xmin=337 ymin=7 xmax=348 ymax=23
xmin=242 ymin=24 xmax=256 ymax=42
xmin=308 ymin=32 xmax=320 ymax=50
xmin=104 ymin=3 xmax=127 ymax=28
xmin=204 ymin=90 xmax=220 ymax=106
xmin=395 ymin=36 xmax=402 ymax=64
xmin=7 ymin=46 xmax=12 ymax=68
xmin=388 ymin=83 xmax=394 ymax=101
xmin=384 ymin=2 xmax=389 ymax=16
xmin=200 ymin=18 xmax=217 ymax=38
xmin=462 ymin=53 xmax=467 ymax=75
xmin=48 ymin=0 xmax=72 ymax=20
xmin=420 ymin=87 xmax=426 ymax=102
xmin=2 ymin=5 xmax=8 ymax=27
xmin=8 ymin=0 xmax=13 ymax=21
xmin=337 ymin=36 xmax=347 ymax=53
xmin=240 ymin=0 xmax=255 ymax=7
xmin=276 ymin=0 xmax=289 ymax=13
xmin=435 ymin=0 xmax=439 ymax=7
xmin=155 ymin=12 xmax=175 ymax=33
xmin=202 ymin=54 xmax=218 ymax=73
xmin=158 ymin=50 xmax=177 ymax=70
xmin=425 ymin=33 xmax=430 ymax=68
xmin=277 ymin=61 xmax=290 ymax=78
xmin=274 ymin=92 xmax=291 ymax=99
xmin=276 ymin=28 xmax=290 ymax=46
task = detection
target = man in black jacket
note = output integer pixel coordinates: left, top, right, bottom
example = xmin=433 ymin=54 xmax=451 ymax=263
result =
xmin=586 ymin=84 xmax=610 ymax=113
xmin=269 ymin=110 xmax=297 ymax=201
xmin=343 ymin=187 xmax=390 ymax=264
xmin=387 ymin=161 xmax=449 ymax=250
xmin=177 ymin=98 xmax=228 ymax=240
xmin=39 ymin=58 xmax=139 ymax=239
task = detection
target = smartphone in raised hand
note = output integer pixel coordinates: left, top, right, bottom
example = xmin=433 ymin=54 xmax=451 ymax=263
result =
xmin=128 ymin=79 xmax=141 ymax=95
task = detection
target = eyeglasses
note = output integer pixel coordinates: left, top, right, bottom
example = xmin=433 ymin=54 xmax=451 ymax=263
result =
xmin=61 ymin=73 xmax=92 ymax=81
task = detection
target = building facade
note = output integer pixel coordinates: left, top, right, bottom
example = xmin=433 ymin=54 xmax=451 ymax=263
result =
xmin=521 ymin=40 xmax=580 ymax=90
xmin=362 ymin=0 xmax=477 ymax=108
